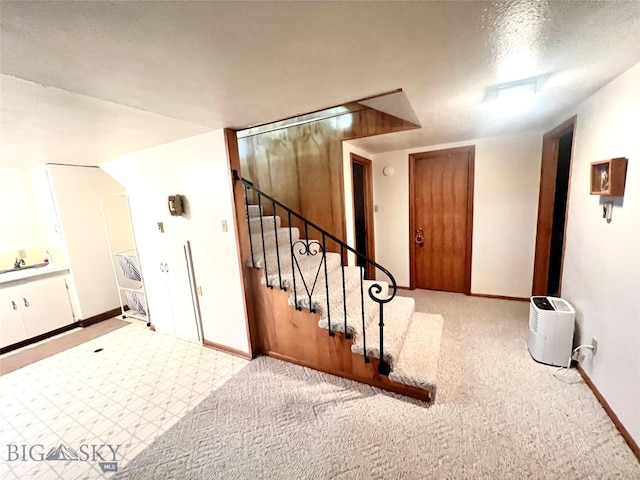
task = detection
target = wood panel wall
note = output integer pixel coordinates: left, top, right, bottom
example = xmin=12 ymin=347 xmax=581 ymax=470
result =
xmin=238 ymin=107 xmax=417 ymax=252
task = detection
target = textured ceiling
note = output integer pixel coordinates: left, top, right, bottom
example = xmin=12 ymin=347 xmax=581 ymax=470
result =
xmin=1 ymin=1 xmax=639 ymax=168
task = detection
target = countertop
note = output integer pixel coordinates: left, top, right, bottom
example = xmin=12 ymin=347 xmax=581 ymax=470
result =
xmin=0 ymin=263 xmax=70 ymax=286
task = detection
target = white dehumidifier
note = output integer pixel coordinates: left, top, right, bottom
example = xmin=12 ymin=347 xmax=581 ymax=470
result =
xmin=528 ymin=296 xmax=575 ymax=367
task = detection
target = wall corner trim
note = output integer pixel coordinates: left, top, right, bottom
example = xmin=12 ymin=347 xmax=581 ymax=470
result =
xmin=470 ymin=293 xmax=529 ymax=302
xmin=202 ymin=339 xmax=252 ymax=360
xmin=576 ymin=364 xmax=640 ymax=461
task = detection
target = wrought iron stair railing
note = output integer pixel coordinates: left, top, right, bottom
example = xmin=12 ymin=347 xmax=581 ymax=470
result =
xmin=233 ymin=170 xmax=397 ymax=375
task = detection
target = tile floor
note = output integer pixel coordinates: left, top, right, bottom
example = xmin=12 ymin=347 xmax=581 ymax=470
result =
xmin=0 ymin=320 xmax=249 ymax=479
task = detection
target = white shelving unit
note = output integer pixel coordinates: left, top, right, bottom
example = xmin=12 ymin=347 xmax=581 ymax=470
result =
xmin=100 ymin=192 xmax=149 ymax=325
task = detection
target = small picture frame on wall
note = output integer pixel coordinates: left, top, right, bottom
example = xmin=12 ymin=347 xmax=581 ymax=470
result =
xmin=590 ymin=157 xmax=627 ymax=196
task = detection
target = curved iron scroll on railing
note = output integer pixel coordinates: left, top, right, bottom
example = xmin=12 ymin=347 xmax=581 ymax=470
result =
xmin=233 ymin=170 xmax=397 ymax=376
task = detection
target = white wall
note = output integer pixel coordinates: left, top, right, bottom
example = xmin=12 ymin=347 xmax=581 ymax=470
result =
xmin=560 ymin=62 xmax=640 ymax=444
xmin=47 ymin=165 xmax=127 ymax=319
xmin=100 ymin=130 xmax=250 ymax=354
xmin=370 ymin=132 xmax=543 ymax=295
xmin=0 ymin=168 xmax=47 ymax=254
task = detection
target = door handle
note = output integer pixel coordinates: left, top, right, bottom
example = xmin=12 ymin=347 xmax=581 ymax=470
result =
xmin=165 ymin=263 xmax=168 ymax=273
xmin=11 ymin=300 xmax=17 ymax=310
xmin=23 ymin=298 xmax=29 ymax=308
xmin=415 ymin=228 xmax=424 ymax=247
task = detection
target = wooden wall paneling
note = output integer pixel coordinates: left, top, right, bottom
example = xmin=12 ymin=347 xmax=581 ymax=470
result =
xmin=296 ymin=122 xmax=333 ymax=236
xmin=266 ymin=129 xmax=300 ymax=217
xmin=344 ymin=108 xmax=418 ymax=140
xmin=238 ymin=136 xmax=259 ymax=207
xmin=238 ymin=105 xmax=420 ymax=258
xmin=224 ymin=128 xmax=257 ymax=357
xmin=327 ymin=132 xmax=347 ymax=252
xmin=238 ymin=103 xmax=367 ymax=139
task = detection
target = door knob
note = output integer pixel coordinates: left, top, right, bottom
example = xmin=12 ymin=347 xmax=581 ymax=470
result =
xmin=415 ymin=228 xmax=425 ymax=247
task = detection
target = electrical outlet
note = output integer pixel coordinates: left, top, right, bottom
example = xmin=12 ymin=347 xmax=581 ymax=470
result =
xmin=591 ymin=337 xmax=598 ymax=355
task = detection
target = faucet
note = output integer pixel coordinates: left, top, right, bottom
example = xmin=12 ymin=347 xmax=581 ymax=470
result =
xmin=14 ymin=258 xmax=26 ymax=268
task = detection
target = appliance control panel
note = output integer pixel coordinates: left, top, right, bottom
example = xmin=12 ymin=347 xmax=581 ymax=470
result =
xmin=531 ymin=296 xmax=555 ymax=311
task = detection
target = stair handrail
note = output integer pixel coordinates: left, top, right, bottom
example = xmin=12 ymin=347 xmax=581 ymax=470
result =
xmin=233 ymin=170 xmax=397 ymax=375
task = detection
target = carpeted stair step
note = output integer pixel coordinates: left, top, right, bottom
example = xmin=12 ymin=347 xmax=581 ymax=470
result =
xmin=247 ymin=205 xmax=262 ymax=218
xmin=248 ymin=215 xmax=281 ymax=233
xmin=317 ymin=278 xmax=389 ymax=335
xmin=288 ymin=247 xmax=342 ymax=292
xmin=249 ymin=234 xmax=331 ymax=270
xmin=259 ymin=250 xmax=342 ymax=290
xmin=350 ymin=295 xmax=415 ymax=368
xmin=293 ymin=265 xmax=364 ymax=318
xmin=259 ymin=238 xmax=330 ymax=274
xmin=248 ymin=228 xmax=301 ymax=267
xmin=388 ymin=312 xmax=443 ymax=402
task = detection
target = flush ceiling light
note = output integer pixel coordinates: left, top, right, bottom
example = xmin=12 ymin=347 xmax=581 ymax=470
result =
xmin=486 ymin=77 xmax=539 ymax=116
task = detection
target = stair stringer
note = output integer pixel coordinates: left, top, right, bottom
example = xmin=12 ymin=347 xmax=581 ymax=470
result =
xmin=248 ymin=268 xmax=431 ymax=402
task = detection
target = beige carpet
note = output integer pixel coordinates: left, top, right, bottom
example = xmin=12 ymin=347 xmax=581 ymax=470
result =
xmin=112 ymin=290 xmax=639 ymax=479
xmin=0 ymin=318 xmax=129 ymax=376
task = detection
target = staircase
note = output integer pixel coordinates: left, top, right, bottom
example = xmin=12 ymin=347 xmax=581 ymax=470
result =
xmin=234 ymin=172 xmax=441 ymax=403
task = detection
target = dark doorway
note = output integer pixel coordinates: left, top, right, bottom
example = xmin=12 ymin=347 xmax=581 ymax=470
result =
xmin=547 ymin=132 xmax=573 ymax=295
xmin=351 ymin=154 xmax=375 ymax=279
xmin=532 ymin=117 xmax=576 ymax=296
xmin=353 ymin=163 xmax=367 ymax=261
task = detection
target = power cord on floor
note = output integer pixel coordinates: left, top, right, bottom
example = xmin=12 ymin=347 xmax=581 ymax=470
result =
xmin=553 ymin=344 xmax=594 ymax=382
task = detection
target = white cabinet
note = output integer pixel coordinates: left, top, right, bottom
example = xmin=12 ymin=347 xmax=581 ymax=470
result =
xmin=0 ymin=289 xmax=28 ymax=348
xmin=163 ymin=245 xmax=200 ymax=341
xmin=141 ymin=240 xmax=200 ymax=342
xmin=20 ymin=277 xmax=75 ymax=338
xmin=0 ymin=277 xmax=75 ymax=349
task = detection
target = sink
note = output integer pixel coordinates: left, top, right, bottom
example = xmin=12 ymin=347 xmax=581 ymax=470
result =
xmin=0 ymin=263 xmax=50 ymax=274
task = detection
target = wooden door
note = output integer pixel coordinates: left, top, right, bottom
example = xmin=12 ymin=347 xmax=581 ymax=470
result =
xmin=409 ymin=146 xmax=474 ymax=293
